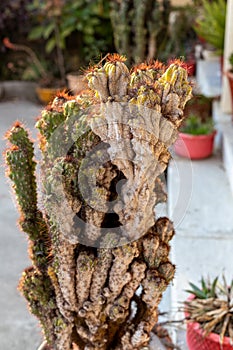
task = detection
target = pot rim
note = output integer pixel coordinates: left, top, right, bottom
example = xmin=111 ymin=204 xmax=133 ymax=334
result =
xmin=178 ymin=130 xmax=216 ymax=139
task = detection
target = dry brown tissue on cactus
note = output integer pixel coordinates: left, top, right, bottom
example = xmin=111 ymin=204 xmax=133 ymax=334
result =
xmin=4 ymin=53 xmax=192 ymax=350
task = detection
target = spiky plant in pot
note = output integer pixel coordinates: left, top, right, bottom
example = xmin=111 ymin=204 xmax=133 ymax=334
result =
xmin=184 ymin=276 xmax=233 ymax=349
xmin=4 ymin=54 xmax=192 ymax=350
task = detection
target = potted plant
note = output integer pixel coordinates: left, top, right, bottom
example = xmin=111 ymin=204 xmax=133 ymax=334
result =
xmin=225 ymin=53 xmax=233 ymax=121
xmin=174 ymin=94 xmax=216 ymax=159
xmin=191 ymin=0 xmax=226 ymax=97
xmin=4 ymin=55 xmax=192 ymax=349
xmin=184 ymin=276 xmax=233 ymax=350
xmin=27 ymin=0 xmax=113 ymax=95
xmin=174 ymin=114 xmax=216 ymax=159
xmin=5 ymin=0 xmax=114 ymax=99
xmin=3 ymin=37 xmax=66 ymax=104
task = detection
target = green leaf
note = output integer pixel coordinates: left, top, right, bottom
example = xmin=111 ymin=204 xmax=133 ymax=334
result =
xmin=222 ymin=274 xmax=229 ymax=294
xmin=201 ymin=277 xmax=211 ymax=295
xmin=185 ymin=289 xmax=207 ymax=299
xmin=28 ymin=26 xmax=44 ymax=40
xmin=60 ymin=27 xmax=74 ymax=39
xmin=62 ymin=16 xmax=77 ymax=27
xmin=210 ymin=276 xmax=218 ymax=297
xmin=76 ymin=22 xmax=84 ymax=31
xmin=43 ymin=23 xmax=55 ymax=40
xmin=189 ymin=282 xmax=208 ymax=299
xmin=45 ymin=38 xmax=56 ymax=53
xmin=84 ymin=26 xmax=95 ymax=35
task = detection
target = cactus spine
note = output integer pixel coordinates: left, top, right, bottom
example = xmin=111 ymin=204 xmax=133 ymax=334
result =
xmin=5 ymin=54 xmax=192 ymax=350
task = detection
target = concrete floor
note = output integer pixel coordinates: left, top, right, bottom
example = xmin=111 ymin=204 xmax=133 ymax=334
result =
xmin=167 ymin=151 xmax=233 ymax=349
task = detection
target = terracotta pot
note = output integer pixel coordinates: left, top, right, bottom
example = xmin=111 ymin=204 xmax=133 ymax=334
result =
xmin=36 ymin=86 xmax=64 ymax=105
xmin=174 ymin=131 xmax=216 ymax=159
xmin=226 ymin=71 xmax=233 ymax=122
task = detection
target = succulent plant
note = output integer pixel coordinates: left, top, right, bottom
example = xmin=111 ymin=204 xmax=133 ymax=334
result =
xmin=5 ymin=54 xmax=192 ymax=350
xmin=180 ymin=114 xmax=214 ymax=135
xmin=184 ymin=275 xmax=233 ymax=345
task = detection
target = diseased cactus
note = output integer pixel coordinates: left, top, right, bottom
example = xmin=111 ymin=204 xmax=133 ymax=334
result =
xmin=5 ymin=54 xmax=192 ymax=350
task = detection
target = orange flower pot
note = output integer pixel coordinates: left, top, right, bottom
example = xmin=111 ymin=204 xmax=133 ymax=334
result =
xmin=36 ymin=86 xmax=64 ymax=105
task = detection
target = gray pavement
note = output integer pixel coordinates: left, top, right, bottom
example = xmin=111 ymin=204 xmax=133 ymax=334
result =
xmin=0 ymin=99 xmax=43 ymax=350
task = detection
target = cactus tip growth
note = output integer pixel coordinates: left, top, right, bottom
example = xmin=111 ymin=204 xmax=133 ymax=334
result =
xmin=5 ymin=54 xmax=192 ymax=350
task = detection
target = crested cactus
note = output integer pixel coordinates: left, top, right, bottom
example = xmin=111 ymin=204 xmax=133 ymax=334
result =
xmin=5 ymin=54 xmax=192 ymax=350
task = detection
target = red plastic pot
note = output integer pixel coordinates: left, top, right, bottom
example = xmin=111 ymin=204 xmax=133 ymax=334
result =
xmin=186 ymin=320 xmax=233 ymax=350
xmin=185 ymin=296 xmax=233 ymax=350
xmin=174 ymin=131 xmax=216 ymax=160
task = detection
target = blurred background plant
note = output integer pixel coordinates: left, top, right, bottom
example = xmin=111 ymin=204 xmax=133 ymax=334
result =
xmin=1 ymin=0 xmax=215 ymax=83
xmin=1 ymin=0 xmax=114 ymax=83
xmin=0 ymin=0 xmax=34 ymax=80
xmin=109 ymin=0 xmax=172 ymax=64
xmin=27 ymin=0 xmax=114 ymax=79
xmin=163 ymin=4 xmax=198 ymax=64
xmin=193 ymin=0 xmax=226 ymax=56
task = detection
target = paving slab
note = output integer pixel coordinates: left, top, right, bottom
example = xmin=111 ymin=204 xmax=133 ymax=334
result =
xmin=168 ymin=152 xmax=233 ymax=297
xmin=168 ymin=153 xmax=233 ymax=238
xmin=0 ymin=100 xmax=44 ymax=350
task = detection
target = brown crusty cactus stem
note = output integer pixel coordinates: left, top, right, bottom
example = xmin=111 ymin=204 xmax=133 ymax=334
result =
xmin=5 ymin=54 xmax=192 ymax=350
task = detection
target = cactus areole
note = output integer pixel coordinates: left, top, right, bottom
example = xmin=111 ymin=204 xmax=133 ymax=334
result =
xmin=5 ymin=54 xmax=192 ymax=350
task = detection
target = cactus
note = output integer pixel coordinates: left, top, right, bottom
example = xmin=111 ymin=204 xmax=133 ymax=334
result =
xmin=5 ymin=54 xmax=192 ymax=350
xmin=109 ymin=0 xmax=171 ymax=63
